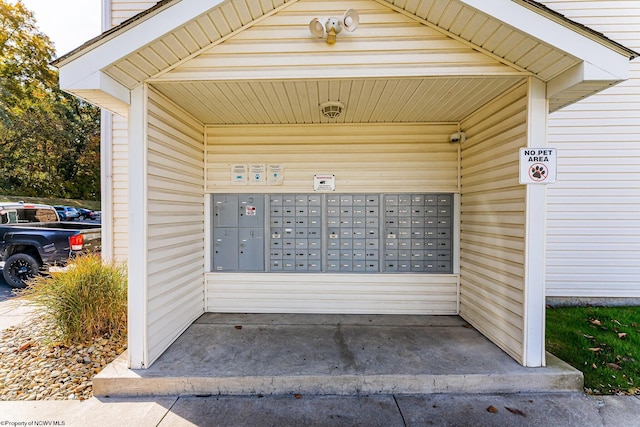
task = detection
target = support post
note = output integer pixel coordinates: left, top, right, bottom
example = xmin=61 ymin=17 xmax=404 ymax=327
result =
xmin=523 ymin=77 xmax=548 ymax=367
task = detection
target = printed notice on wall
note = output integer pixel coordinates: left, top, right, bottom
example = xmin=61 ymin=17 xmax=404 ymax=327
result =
xmin=314 ymin=174 xmax=335 ymax=191
xmin=231 ymin=164 xmax=247 ymax=185
xmin=267 ymin=164 xmax=284 ymax=185
xmin=519 ymin=148 xmax=557 ymax=184
xmin=250 ymin=164 xmax=266 ymax=185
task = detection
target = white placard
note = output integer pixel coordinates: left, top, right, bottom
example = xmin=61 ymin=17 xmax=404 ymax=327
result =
xmin=249 ymin=164 xmax=266 ymax=185
xmin=267 ymin=164 xmax=284 ymax=185
xmin=314 ymin=174 xmax=335 ymax=191
xmin=231 ymin=164 xmax=247 ymax=185
xmin=519 ymin=148 xmax=557 ymax=184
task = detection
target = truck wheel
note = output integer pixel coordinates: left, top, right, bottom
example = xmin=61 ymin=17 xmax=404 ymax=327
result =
xmin=2 ymin=253 xmax=41 ymax=288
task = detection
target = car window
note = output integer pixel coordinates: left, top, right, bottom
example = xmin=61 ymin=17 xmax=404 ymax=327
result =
xmin=16 ymin=208 xmax=58 ymax=223
xmin=0 ymin=210 xmax=19 ymax=224
xmin=1 ymin=208 xmax=57 ymax=223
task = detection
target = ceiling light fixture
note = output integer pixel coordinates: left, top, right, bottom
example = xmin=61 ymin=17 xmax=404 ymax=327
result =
xmin=320 ymin=101 xmax=345 ymax=119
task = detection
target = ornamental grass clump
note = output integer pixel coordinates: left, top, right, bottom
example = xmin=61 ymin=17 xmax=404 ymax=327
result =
xmin=19 ymin=253 xmax=127 ymax=345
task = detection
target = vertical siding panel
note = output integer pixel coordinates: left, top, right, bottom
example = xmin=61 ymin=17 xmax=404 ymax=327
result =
xmin=460 ymin=82 xmax=528 ymax=363
xmin=146 ymin=88 xmax=205 ymax=364
xmin=541 ymin=1 xmax=640 ymax=297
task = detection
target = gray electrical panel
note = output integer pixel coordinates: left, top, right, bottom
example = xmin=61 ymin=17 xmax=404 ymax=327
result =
xmin=212 ymin=193 xmax=453 ymax=274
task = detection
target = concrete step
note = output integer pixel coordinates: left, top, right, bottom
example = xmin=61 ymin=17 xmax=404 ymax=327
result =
xmin=94 ymin=314 xmax=583 ymax=397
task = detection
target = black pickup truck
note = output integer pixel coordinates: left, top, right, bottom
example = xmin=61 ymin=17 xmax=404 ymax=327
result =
xmin=0 ymin=203 xmax=101 ymax=288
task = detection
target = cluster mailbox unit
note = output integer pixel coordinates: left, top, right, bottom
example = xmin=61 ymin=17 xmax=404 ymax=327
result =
xmin=212 ymin=193 xmax=453 ymax=274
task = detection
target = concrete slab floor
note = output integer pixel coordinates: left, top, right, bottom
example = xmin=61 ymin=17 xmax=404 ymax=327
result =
xmin=94 ymin=314 xmax=583 ymax=397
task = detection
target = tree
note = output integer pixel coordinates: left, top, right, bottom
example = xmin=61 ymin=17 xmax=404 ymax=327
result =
xmin=0 ymin=0 xmax=101 ymax=200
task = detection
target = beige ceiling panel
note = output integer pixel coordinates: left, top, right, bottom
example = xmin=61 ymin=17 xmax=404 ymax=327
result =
xmin=151 ymin=77 xmax=524 ymax=125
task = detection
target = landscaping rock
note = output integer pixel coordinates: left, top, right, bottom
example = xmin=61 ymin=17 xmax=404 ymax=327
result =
xmin=0 ymin=314 xmax=126 ymax=401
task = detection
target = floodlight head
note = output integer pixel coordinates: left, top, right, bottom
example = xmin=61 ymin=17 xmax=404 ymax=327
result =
xmin=309 ymin=18 xmax=325 ymax=38
xmin=342 ymin=9 xmax=359 ymax=32
xmin=309 ymin=9 xmax=359 ymax=44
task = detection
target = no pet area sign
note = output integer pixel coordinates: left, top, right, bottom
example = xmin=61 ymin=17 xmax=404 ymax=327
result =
xmin=519 ymin=148 xmax=557 ymax=184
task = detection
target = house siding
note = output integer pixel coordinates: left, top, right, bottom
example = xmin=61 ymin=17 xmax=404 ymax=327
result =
xmin=459 ymin=82 xmax=529 ymax=363
xmin=146 ymin=87 xmax=205 ymax=364
xmin=111 ymin=1 xmax=158 ymax=26
xmin=112 ymin=115 xmax=129 ymax=262
xmin=161 ymin=0 xmax=520 ymax=82
xmin=206 ymin=123 xmax=459 ymax=193
xmin=540 ymin=1 xmax=640 ymax=297
xmin=107 ymin=0 xmax=160 ymax=261
xmin=205 ymin=123 xmax=461 ymax=314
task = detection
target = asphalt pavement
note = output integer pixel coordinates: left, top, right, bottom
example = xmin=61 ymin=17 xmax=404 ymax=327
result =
xmin=0 ymin=265 xmax=16 ymax=302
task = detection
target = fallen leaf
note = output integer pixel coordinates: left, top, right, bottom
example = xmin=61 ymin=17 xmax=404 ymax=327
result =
xmin=607 ymin=363 xmax=621 ymax=371
xmin=487 ymin=406 xmax=499 ymax=414
xmin=613 ymin=320 xmax=621 ymax=325
xmin=505 ymin=407 xmax=526 ymax=417
xmin=591 ymin=364 xmax=598 ymax=369
xmin=618 ymin=333 xmax=627 ymax=339
xmin=583 ymin=334 xmax=594 ymax=339
xmin=590 ymin=319 xmax=602 ymax=326
xmin=18 ymin=342 xmax=33 ymax=352
xmin=234 ymin=325 xmax=242 ymax=330
xmin=294 ymin=394 xmax=302 ymax=399
xmin=588 ymin=347 xmax=602 ymax=352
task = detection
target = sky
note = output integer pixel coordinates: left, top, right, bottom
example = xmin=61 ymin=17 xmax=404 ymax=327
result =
xmin=16 ymin=0 xmax=102 ymax=57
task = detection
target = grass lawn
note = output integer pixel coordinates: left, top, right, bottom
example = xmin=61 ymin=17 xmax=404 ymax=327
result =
xmin=546 ymin=306 xmax=640 ymax=395
xmin=0 ymin=195 xmax=100 ymax=211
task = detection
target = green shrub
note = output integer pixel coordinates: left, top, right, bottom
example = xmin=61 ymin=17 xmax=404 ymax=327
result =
xmin=19 ymin=254 xmax=127 ymax=344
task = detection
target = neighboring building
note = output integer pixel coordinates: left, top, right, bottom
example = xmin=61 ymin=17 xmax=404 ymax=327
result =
xmin=54 ymin=0 xmax=637 ymax=370
xmin=540 ymin=1 xmax=640 ymax=300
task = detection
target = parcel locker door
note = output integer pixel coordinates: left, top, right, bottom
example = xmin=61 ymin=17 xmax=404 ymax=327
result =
xmin=213 ymin=195 xmax=239 ymax=227
xmin=239 ymin=195 xmax=264 ymax=228
xmin=213 ymin=228 xmax=238 ymax=271
xmin=239 ymin=228 xmax=265 ymax=271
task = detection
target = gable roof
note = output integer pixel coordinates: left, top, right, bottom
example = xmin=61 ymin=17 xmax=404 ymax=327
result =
xmin=54 ymin=0 xmax=638 ymax=119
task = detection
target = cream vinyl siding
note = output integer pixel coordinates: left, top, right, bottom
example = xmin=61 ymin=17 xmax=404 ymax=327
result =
xmin=540 ymin=1 xmax=640 ymax=297
xmin=207 ymin=274 xmax=459 ymax=314
xmin=111 ymin=1 xmax=158 ymax=26
xmin=108 ymin=1 xmax=157 ymax=262
xmin=206 ymin=123 xmax=459 ymax=193
xmin=162 ymin=0 xmax=522 ymax=82
xmin=206 ymin=123 xmax=460 ymax=314
xmin=112 ymin=115 xmax=129 ymax=263
xmin=108 ymin=1 xmax=161 ymax=261
xmin=146 ymin=88 xmax=205 ymax=364
xmin=459 ymin=82 xmax=528 ymax=363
